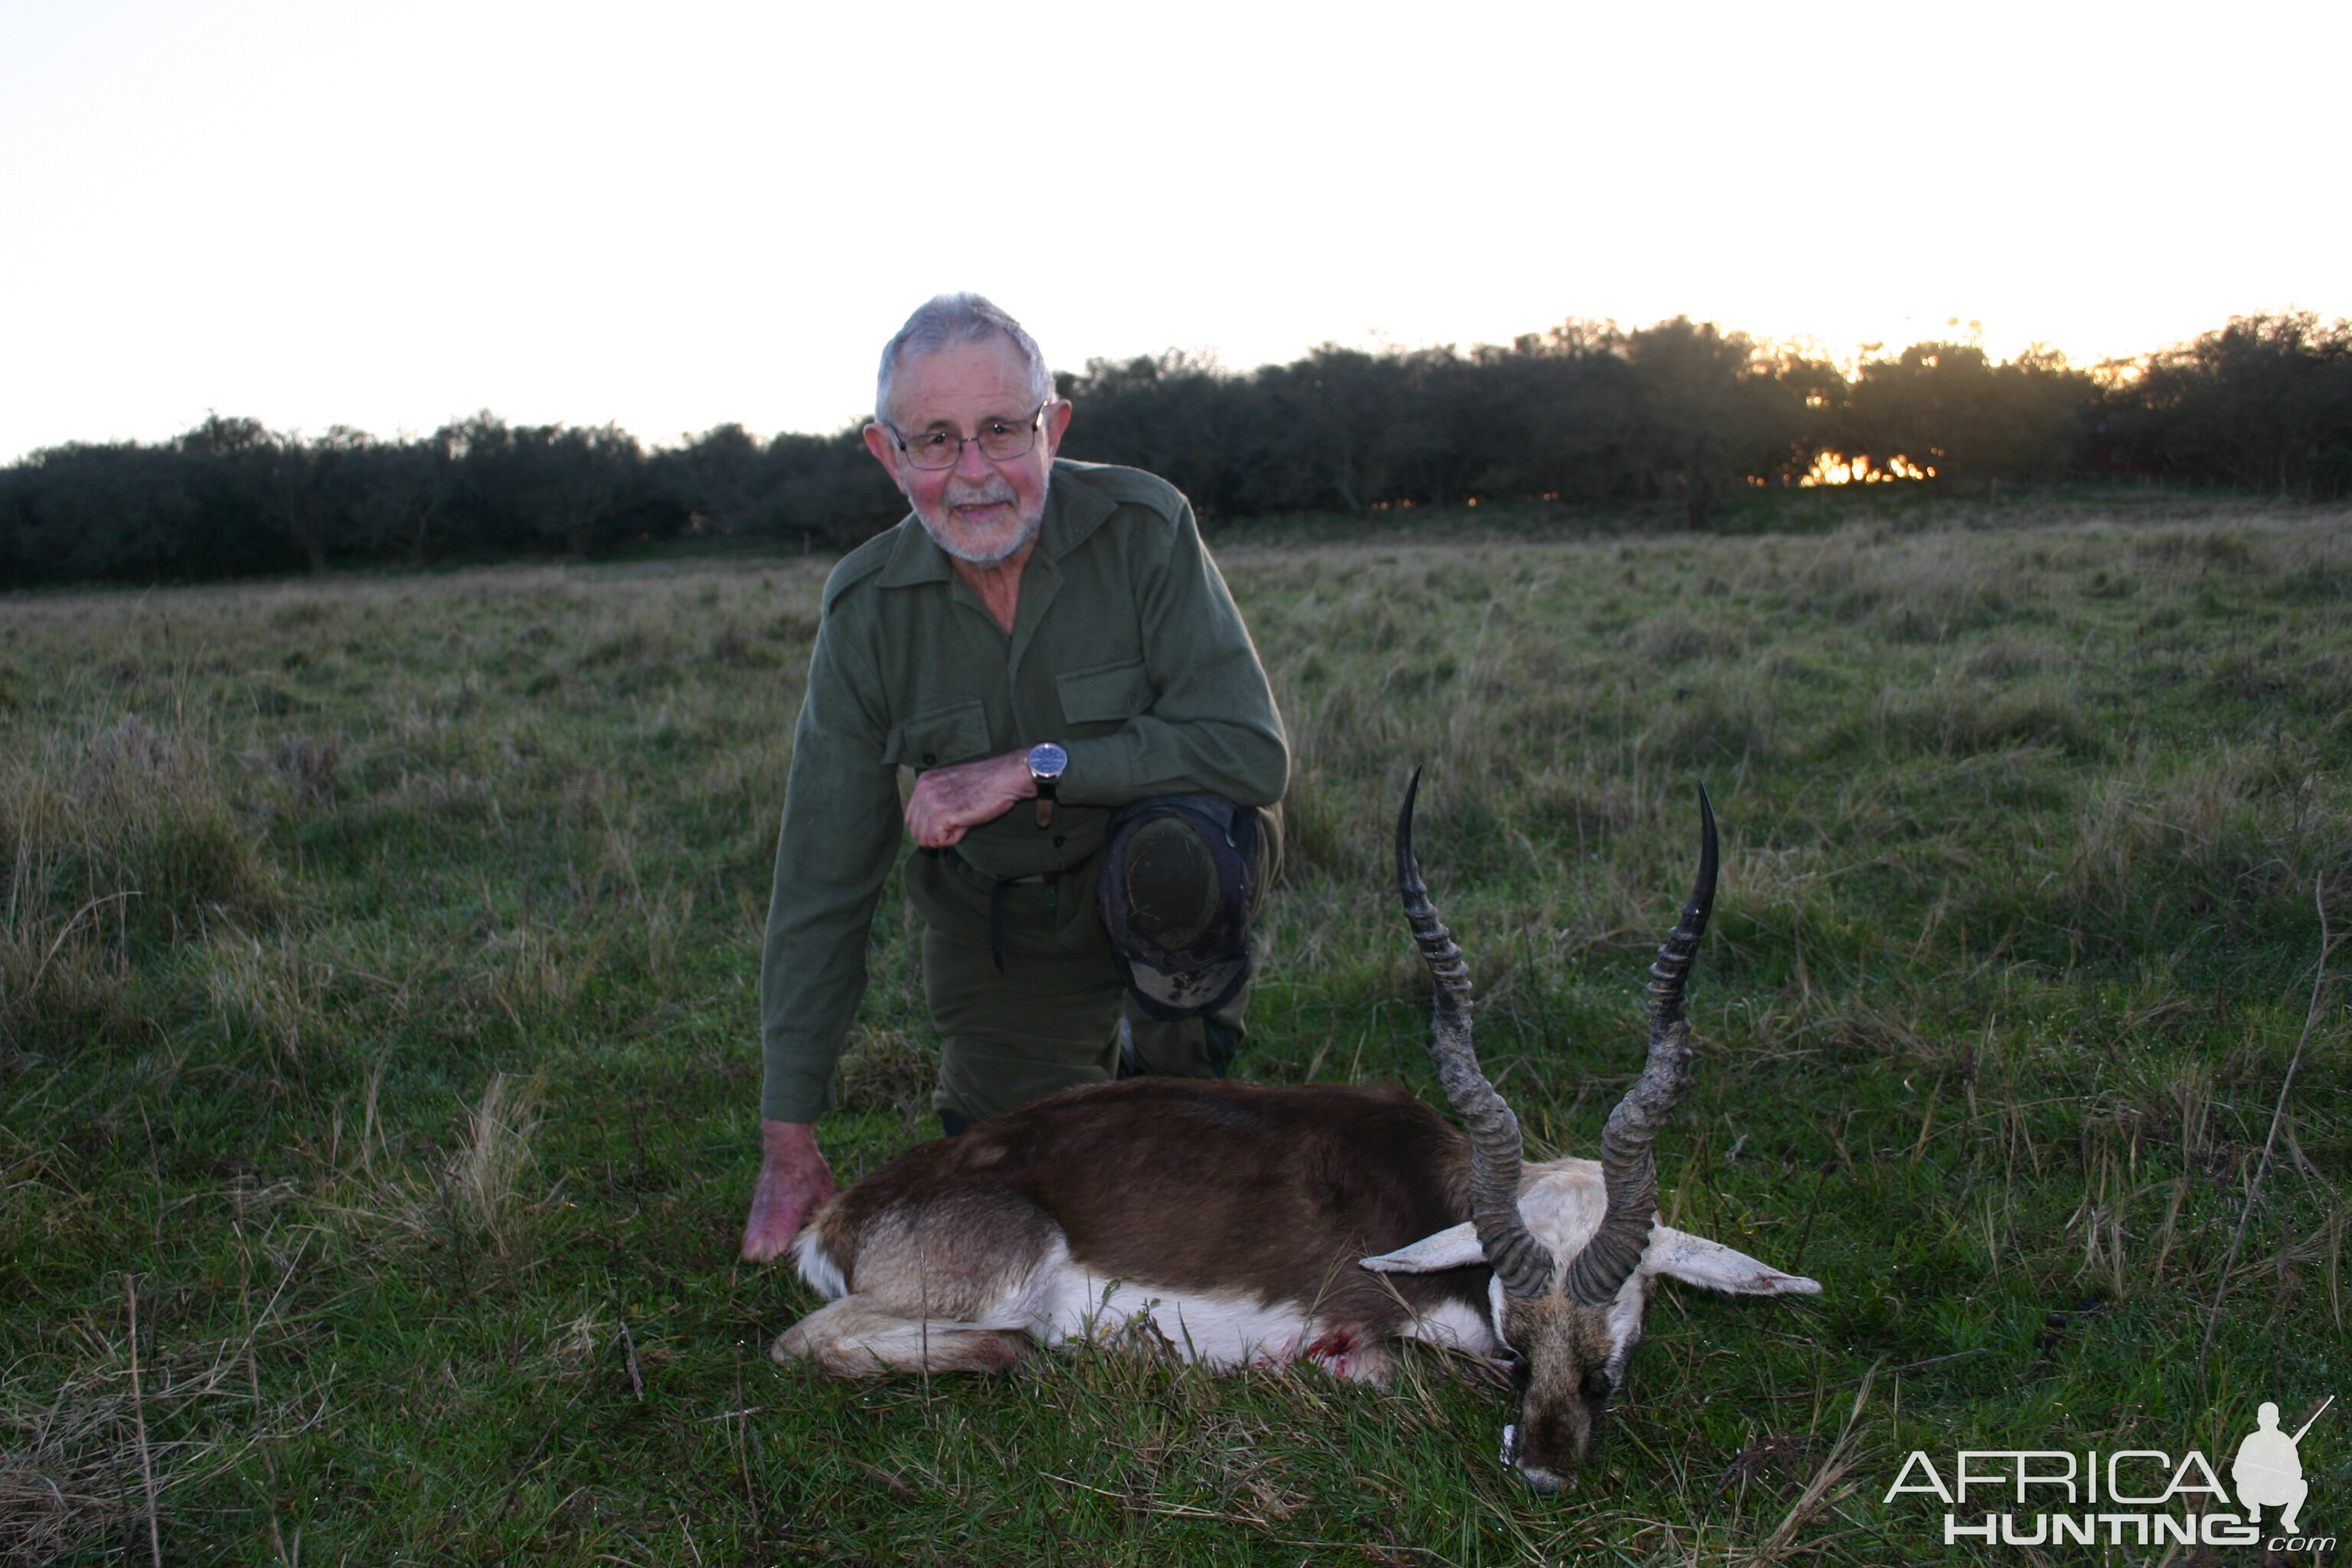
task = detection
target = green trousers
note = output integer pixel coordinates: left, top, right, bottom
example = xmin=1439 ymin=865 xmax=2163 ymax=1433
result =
xmin=901 ymin=805 xmax=1282 ymax=1124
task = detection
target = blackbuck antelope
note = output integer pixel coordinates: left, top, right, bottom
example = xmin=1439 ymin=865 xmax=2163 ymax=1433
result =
xmin=778 ymin=776 xmax=1820 ymax=1487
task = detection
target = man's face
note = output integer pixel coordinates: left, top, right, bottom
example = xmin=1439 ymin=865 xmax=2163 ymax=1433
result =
xmin=862 ymin=338 xmax=1073 ymax=567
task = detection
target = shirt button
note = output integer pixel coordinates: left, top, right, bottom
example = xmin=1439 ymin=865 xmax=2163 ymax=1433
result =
xmin=922 ymin=752 xmax=936 ymax=765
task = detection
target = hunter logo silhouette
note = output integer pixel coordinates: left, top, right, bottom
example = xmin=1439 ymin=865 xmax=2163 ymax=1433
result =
xmin=2234 ymin=1396 xmax=2331 ymax=1534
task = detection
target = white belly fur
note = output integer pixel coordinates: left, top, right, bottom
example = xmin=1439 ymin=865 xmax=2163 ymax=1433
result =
xmin=1026 ymin=1263 xmax=1493 ymax=1379
xmin=1037 ymin=1266 xmax=1335 ymax=1370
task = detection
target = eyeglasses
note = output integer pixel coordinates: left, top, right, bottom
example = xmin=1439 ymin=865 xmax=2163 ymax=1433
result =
xmin=889 ymin=402 xmax=1050 ymax=469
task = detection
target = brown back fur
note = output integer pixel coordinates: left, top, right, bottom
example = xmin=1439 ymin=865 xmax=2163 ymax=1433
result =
xmin=815 ymin=1078 xmax=1488 ymax=1336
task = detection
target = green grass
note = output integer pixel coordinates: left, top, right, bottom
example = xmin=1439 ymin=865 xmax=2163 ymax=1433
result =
xmin=3 ymin=494 xmax=2348 ymax=1565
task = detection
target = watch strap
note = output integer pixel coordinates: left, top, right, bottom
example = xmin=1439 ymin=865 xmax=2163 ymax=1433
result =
xmin=1028 ymin=743 xmax=1066 ymax=828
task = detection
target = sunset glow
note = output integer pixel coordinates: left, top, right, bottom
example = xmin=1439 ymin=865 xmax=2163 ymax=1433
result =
xmin=1801 ymin=453 xmax=1939 ymax=488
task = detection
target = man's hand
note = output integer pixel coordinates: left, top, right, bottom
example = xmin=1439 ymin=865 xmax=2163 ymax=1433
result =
xmin=904 ymin=749 xmax=1036 ymax=849
xmin=740 ymin=1119 xmax=837 ymax=1263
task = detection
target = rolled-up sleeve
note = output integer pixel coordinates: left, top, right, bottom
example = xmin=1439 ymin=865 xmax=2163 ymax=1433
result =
xmin=758 ymin=616 xmax=903 ymax=1123
xmin=1060 ymin=500 xmax=1289 ymax=809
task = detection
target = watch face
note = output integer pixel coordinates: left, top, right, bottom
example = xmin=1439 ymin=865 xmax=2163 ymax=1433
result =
xmin=1027 ymin=742 xmax=1068 ymax=779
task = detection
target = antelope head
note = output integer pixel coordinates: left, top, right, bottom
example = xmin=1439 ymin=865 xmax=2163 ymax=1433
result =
xmin=1365 ymin=772 xmax=1818 ymax=1489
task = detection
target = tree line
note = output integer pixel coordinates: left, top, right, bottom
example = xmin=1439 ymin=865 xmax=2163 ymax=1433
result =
xmin=3 ymin=311 xmax=2346 ymax=587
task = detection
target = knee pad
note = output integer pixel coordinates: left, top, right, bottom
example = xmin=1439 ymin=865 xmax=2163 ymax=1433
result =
xmin=1098 ymin=794 xmax=1257 ymax=1019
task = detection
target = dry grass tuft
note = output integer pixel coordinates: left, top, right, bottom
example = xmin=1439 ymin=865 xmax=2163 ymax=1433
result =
xmin=1748 ymin=1370 xmax=1880 ymax=1565
xmin=2065 ymin=744 xmax=2345 ymax=936
xmin=1959 ymin=635 xmax=2064 ymax=680
xmin=249 ymin=732 xmax=341 ymax=809
xmin=0 ymin=1274 xmax=318 ymax=1568
xmin=448 ymin=1070 xmax=548 ymax=1248
xmin=1867 ymin=679 xmax=2096 ymax=760
xmin=0 ymin=1364 xmax=155 ymax=1566
xmin=2 ymin=715 xmax=286 ymax=1051
xmin=479 ymin=923 xmax=609 ymax=1028
xmin=1635 ymin=612 xmax=1742 ymax=665
xmin=201 ymin=933 xmax=339 ymax=1080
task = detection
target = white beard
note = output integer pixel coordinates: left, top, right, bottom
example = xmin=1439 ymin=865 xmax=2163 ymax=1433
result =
xmin=914 ymin=471 xmax=1049 ymax=566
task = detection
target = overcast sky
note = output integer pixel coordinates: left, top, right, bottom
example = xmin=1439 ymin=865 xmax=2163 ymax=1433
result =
xmin=3 ymin=0 xmax=2344 ymax=461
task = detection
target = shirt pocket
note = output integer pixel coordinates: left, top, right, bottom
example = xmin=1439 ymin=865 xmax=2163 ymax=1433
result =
xmin=882 ymin=700 xmax=992 ymax=770
xmin=1057 ymin=658 xmax=1154 ymax=727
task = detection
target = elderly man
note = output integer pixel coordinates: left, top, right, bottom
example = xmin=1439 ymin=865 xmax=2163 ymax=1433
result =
xmin=740 ymin=295 xmax=1289 ymax=1261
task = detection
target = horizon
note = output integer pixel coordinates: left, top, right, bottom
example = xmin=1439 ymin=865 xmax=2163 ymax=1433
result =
xmin=5 ymin=1 xmax=2345 ymax=466
xmin=0 ymin=305 xmax=2306 ymax=462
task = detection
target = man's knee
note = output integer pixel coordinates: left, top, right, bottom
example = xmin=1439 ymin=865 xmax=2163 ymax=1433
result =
xmin=934 ymin=1034 xmax=1120 ymax=1124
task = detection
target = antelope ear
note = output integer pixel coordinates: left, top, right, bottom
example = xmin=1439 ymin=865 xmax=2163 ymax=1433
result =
xmin=1361 ymin=1223 xmax=1484 ymax=1274
xmin=1645 ymin=1227 xmax=1821 ymax=1295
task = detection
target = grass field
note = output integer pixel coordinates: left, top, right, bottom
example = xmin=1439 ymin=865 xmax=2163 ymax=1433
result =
xmin=3 ymin=490 xmax=2347 ymax=1566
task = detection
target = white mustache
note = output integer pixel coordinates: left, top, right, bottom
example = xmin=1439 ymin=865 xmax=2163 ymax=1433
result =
xmin=942 ymin=478 xmax=1018 ymax=511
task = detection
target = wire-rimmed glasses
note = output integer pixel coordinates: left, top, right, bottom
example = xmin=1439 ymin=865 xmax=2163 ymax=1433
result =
xmin=889 ymin=402 xmax=1050 ymax=469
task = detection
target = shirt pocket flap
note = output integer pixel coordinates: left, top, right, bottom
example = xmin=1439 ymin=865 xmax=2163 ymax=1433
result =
xmin=883 ymin=701 xmax=991 ymax=769
xmin=1057 ymin=658 xmax=1154 ymax=726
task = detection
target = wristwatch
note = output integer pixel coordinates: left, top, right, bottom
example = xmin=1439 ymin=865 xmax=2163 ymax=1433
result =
xmin=1026 ymin=741 xmax=1068 ymax=828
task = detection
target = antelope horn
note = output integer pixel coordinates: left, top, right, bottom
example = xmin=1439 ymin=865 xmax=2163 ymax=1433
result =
xmin=1396 ymin=769 xmax=1554 ymax=1299
xmin=1560 ymin=785 xmax=1718 ymax=1307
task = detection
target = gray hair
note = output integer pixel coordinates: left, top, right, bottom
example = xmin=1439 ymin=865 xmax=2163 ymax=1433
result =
xmin=875 ymin=293 xmax=1054 ymax=426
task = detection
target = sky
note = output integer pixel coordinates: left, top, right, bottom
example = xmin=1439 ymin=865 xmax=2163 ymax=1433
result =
xmin=2 ymin=0 xmax=2345 ymax=462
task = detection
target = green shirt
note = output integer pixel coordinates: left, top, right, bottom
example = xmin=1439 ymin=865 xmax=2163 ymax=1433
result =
xmin=758 ymin=461 xmax=1289 ymax=1122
